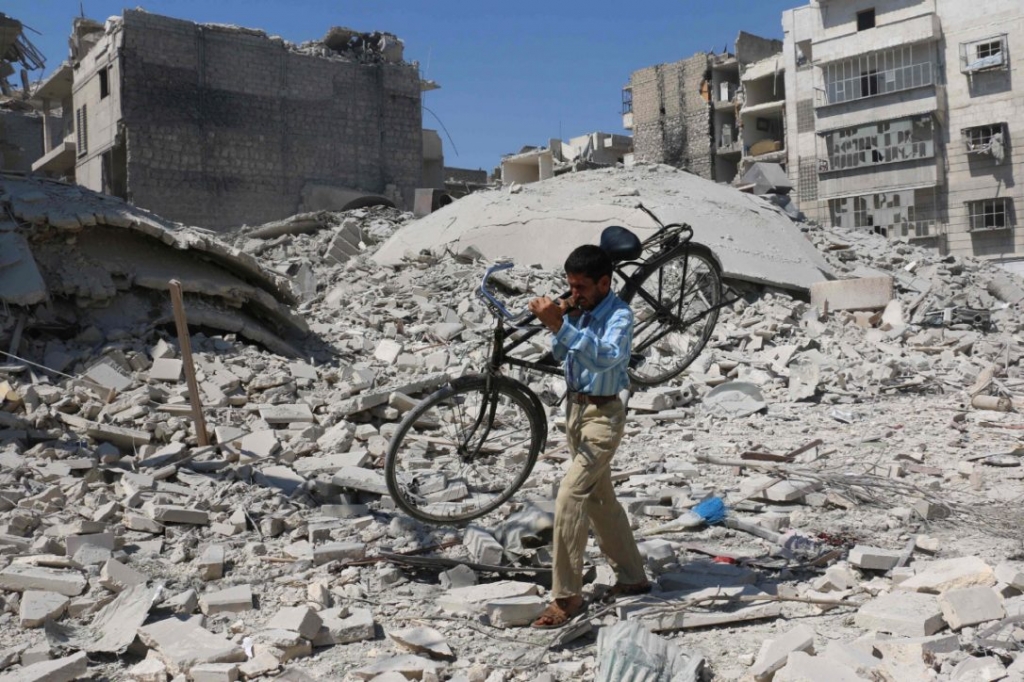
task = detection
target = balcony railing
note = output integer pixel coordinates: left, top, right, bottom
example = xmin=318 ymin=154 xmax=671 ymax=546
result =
xmin=816 ymin=44 xmax=934 ymax=107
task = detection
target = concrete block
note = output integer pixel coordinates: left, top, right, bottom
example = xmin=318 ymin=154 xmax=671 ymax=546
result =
xmin=129 ymin=657 xmax=169 ymax=682
xmin=464 ymin=526 xmax=503 ymax=566
xmin=19 ymin=590 xmax=69 ymax=628
xmin=810 ymin=276 xmax=893 ymax=312
xmin=439 ymin=564 xmax=478 ymax=590
xmin=950 ymin=655 xmax=1006 ymax=681
xmin=198 ymin=545 xmax=225 ymax=581
xmin=150 ymin=358 xmax=183 ymax=382
xmin=189 ymin=662 xmax=240 ymax=682
xmin=311 ymin=607 xmax=375 ymax=646
xmin=938 ymin=586 xmax=1005 ymax=630
xmin=374 ymin=340 xmax=403 ymax=364
xmin=751 ymin=625 xmax=816 ymax=681
xmin=313 ymin=542 xmax=365 ymax=566
xmin=351 ymin=654 xmax=444 ymax=681
xmin=64 ymin=532 xmax=115 ymax=557
xmin=238 ymin=651 xmax=279 ymax=679
xmin=774 ymin=651 xmax=863 ymax=682
xmin=138 ymin=618 xmax=246 ymax=676
xmin=855 ymin=591 xmax=945 ymax=636
xmin=330 ymin=466 xmax=388 ymax=495
xmin=483 ymin=595 xmax=547 ymax=628
xmin=266 ymin=606 xmax=322 ymax=641
xmin=235 ymin=430 xmax=280 ymax=459
xmin=848 ymin=545 xmax=903 ymax=571
xmin=99 ymin=558 xmax=147 ymax=593
xmin=254 ymin=629 xmax=311 ymax=661
xmin=2 ymin=651 xmax=88 ymax=682
xmin=438 ymin=580 xmax=539 ymax=616
xmin=199 ymin=585 xmax=253 ymax=615
xmin=821 ymin=640 xmax=883 ymax=677
xmin=871 ymin=633 xmax=960 ymax=665
xmin=0 ymin=565 xmax=87 ymax=596
xmin=897 ymin=556 xmax=995 ymax=593
xmin=995 ymin=561 xmax=1024 ymax=590
xmin=144 ymin=503 xmax=210 ymax=525
xmin=258 ymin=404 xmax=314 ymax=424
xmin=388 ymin=626 xmax=455 ymax=661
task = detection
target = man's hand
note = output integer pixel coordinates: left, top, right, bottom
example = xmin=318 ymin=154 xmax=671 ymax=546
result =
xmin=529 ymin=296 xmax=572 ymax=333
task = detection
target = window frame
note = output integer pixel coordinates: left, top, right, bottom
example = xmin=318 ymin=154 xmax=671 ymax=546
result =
xmin=966 ymin=198 xmax=1013 ymax=231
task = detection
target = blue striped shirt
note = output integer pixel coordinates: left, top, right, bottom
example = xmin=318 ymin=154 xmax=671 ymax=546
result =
xmin=552 ymin=290 xmax=633 ymax=395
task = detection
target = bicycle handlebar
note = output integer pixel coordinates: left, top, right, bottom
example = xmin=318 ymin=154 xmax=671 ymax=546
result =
xmin=477 ymin=262 xmax=518 ymax=320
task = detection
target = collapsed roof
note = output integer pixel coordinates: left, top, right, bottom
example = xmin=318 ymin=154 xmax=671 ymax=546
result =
xmin=0 ymin=175 xmax=308 ymax=357
xmin=374 ymin=164 xmax=833 ymax=292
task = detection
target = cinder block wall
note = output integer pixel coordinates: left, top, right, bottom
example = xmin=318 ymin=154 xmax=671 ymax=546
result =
xmin=118 ymin=10 xmax=422 ymax=230
xmin=629 ymin=53 xmax=712 ymax=179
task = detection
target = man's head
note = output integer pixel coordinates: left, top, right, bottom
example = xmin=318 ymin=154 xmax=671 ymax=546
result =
xmin=564 ymin=245 xmax=613 ymax=311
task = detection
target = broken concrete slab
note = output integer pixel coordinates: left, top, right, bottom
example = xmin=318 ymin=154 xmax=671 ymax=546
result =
xmin=149 ymin=358 xmax=183 ymax=382
xmin=350 ymin=654 xmax=444 ymax=681
xmin=438 ymin=581 xmax=540 ymax=617
xmin=312 ymin=607 xmax=375 ymax=646
xmin=0 ymin=566 xmax=87 ymax=597
xmin=848 ymin=545 xmax=903 ymax=571
xmin=266 ymin=606 xmax=322 ymax=641
xmin=18 ymin=591 xmax=69 ymax=628
xmin=330 ymin=466 xmax=388 ymax=495
xmin=0 ymin=651 xmax=87 ymax=682
xmin=810 ymin=276 xmax=893 ymax=312
xmin=750 ymin=624 xmax=816 ymax=681
xmin=773 ymin=651 xmax=864 ymax=682
xmin=375 ymin=164 xmax=833 ymax=292
xmin=43 ymin=584 xmax=160 ymax=654
xmin=0 ymin=232 xmax=47 ymax=306
xmin=388 ymin=626 xmax=455 ymax=661
xmin=137 ymin=617 xmax=247 ymax=676
xmin=483 ymin=596 xmax=547 ymax=629
xmin=938 ymin=586 xmax=1005 ymax=630
xmin=897 ymin=556 xmax=996 ymax=594
xmin=854 ymin=591 xmax=945 ymax=636
xmin=199 ymin=585 xmax=253 ymax=615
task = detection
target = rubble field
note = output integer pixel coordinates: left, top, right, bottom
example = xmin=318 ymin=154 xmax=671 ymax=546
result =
xmin=2 ymin=169 xmax=1024 ymax=682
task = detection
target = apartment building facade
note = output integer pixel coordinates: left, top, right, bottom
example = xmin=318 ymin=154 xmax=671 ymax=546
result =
xmin=623 ymin=32 xmax=783 ymax=184
xmin=783 ymin=0 xmax=1023 ymax=267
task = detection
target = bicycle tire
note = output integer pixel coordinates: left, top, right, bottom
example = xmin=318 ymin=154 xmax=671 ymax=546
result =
xmin=622 ymin=242 xmax=723 ymax=387
xmin=385 ymin=374 xmax=547 ymax=525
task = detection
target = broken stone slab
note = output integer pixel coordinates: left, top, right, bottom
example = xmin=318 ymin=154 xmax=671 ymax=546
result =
xmin=388 ymin=626 xmax=455 ymax=661
xmin=995 ymin=562 xmax=1024 ymax=591
xmin=313 ymin=542 xmax=365 ymax=566
xmin=234 ymin=430 xmax=280 ymax=460
xmin=702 ymin=381 xmax=767 ymax=419
xmin=238 ymin=651 xmax=280 ymax=679
xmin=774 ymin=651 xmax=864 ymax=682
xmin=0 ymin=232 xmax=47 ymax=306
xmin=84 ymin=360 xmax=133 ymax=393
xmin=938 ymin=586 xmax=1005 ymax=630
xmin=255 ymin=466 xmax=306 ymax=496
xmin=659 ymin=562 xmax=757 ymax=591
xmin=258 ymin=404 xmax=315 ymax=424
xmin=64 ymin=532 xmax=115 ymax=558
xmin=143 ymin=502 xmax=210 ymax=526
xmin=0 ymin=651 xmax=88 ymax=682
xmin=464 ymin=526 xmax=504 ymax=566
xmin=483 ymin=596 xmax=546 ymax=629
xmin=870 ymin=633 xmax=960 ymax=665
xmin=848 ymin=545 xmax=903 ymax=571
xmin=820 ymin=640 xmax=883 ymax=677
xmin=58 ymin=413 xmax=151 ymax=449
xmin=750 ymin=625 xmax=816 ymax=681
xmin=19 ymin=591 xmax=69 ymax=628
xmin=137 ymin=616 xmax=247 ymax=677
xmin=632 ymin=599 xmax=782 ymax=633
xmin=189 ymin=662 xmax=240 ymax=682
xmin=437 ymin=581 xmax=540 ymax=617
xmin=292 ymin=451 xmax=369 ymax=475
xmin=253 ymin=629 xmax=311 ymax=661
xmin=330 ymin=466 xmax=388 ymax=495
xmin=950 ymin=655 xmax=1007 ymax=682
xmin=350 ymin=654 xmax=444 ymax=681
xmin=439 ymin=564 xmax=478 ymax=590
xmin=199 ymin=585 xmax=253 ymax=615
xmin=198 ymin=545 xmax=225 ymax=581
xmin=0 ymin=565 xmax=87 ymax=596
xmin=311 ymin=607 xmax=375 ymax=646
xmin=149 ymin=358 xmax=184 ymax=382
xmin=266 ymin=606 xmax=322 ymax=641
xmin=854 ymin=591 xmax=945 ymax=636
xmin=810 ymin=276 xmax=893 ymax=312
xmin=897 ymin=556 xmax=995 ymax=593
xmin=99 ymin=558 xmax=147 ymax=593
xmin=44 ymin=583 xmax=161 ymax=654
xmin=128 ymin=657 xmax=168 ymax=682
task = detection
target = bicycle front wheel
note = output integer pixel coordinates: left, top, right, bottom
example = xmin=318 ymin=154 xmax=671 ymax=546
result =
xmin=623 ymin=242 xmax=722 ymax=387
xmin=385 ymin=375 xmax=546 ymax=525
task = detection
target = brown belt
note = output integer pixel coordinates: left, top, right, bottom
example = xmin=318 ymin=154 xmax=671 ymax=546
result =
xmin=568 ymin=392 xmax=618 ymax=406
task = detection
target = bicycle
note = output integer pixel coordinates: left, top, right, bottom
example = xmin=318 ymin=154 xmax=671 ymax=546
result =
xmin=385 ymin=205 xmax=726 ymax=525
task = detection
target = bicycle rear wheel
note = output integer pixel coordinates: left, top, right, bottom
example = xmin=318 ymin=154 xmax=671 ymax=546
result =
xmin=385 ymin=375 xmax=546 ymax=525
xmin=623 ymin=242 xmax=722 ymax=387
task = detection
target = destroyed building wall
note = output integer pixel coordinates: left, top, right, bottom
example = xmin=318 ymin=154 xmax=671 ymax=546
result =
xmin=0 ymin=109 xmax=53 ymax=172
xmin=783 ymin=0 xmax=1024 ymax=266
xmin=629 ymin=54 xmax=712 ymax=179
xmin=72 ymin=10 xmax=423 ymax=230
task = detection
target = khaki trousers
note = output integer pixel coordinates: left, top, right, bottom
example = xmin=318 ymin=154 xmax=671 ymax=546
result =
xmin=551 ymin=398 xmax=647 ymax=599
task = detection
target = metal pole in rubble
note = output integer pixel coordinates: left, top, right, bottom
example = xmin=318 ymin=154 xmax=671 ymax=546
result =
xmin=169 ymin=279 xmax=210 ymax=446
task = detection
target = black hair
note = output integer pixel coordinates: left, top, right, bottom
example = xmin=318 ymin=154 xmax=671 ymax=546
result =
xmin=564 ymin=244 xmax=612 ymax=282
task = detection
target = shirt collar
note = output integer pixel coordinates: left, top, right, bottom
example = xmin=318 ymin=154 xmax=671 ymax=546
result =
xmin=587 ymin=289 xmax=618 ymax=322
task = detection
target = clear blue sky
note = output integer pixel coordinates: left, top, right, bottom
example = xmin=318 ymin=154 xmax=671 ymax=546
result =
xmin=11 ymin=1 xmax=799 ymax=172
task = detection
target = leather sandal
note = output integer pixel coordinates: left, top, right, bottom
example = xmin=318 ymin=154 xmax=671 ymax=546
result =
xmin=601 ymin=579 xmax=652 ymax=602
xmin=531 ymin=596 xmax=585 ymax=629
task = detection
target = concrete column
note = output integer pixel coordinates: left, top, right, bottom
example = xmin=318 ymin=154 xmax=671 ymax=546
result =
xmin=41 ymin=98 xmax=52 ymax=154
xmin=538 ymin=152 xmax=554 ymax=181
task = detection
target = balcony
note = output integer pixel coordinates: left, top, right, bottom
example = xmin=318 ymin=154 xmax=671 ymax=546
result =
xmin=813 ymin=13 xmax=941 ymax=65
xmin=960 ymin=35 xmax=1008 ymax=75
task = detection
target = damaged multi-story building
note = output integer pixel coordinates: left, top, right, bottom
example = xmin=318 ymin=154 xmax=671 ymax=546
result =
xmin=30 ymin=10 xmax=431 ymax=230
xmin=0 ymin=12 xmax=51 ymax=173
xmin=784 ymin=0 xmax=1024 ymax=269
xmin=622 ymin=31 xmax=784 ymax=184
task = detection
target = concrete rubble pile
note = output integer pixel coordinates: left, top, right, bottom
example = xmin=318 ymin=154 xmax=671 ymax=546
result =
xmin=0 ymin=166 xmax=1023 ymax=680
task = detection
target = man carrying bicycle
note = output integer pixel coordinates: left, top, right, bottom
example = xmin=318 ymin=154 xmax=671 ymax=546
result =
xmin=527 ymin=244 xmax=650 ymax=629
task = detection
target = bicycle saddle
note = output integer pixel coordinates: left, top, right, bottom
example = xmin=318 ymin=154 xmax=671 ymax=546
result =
xmin=600 ymin=225 xmax=642 ymax=263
